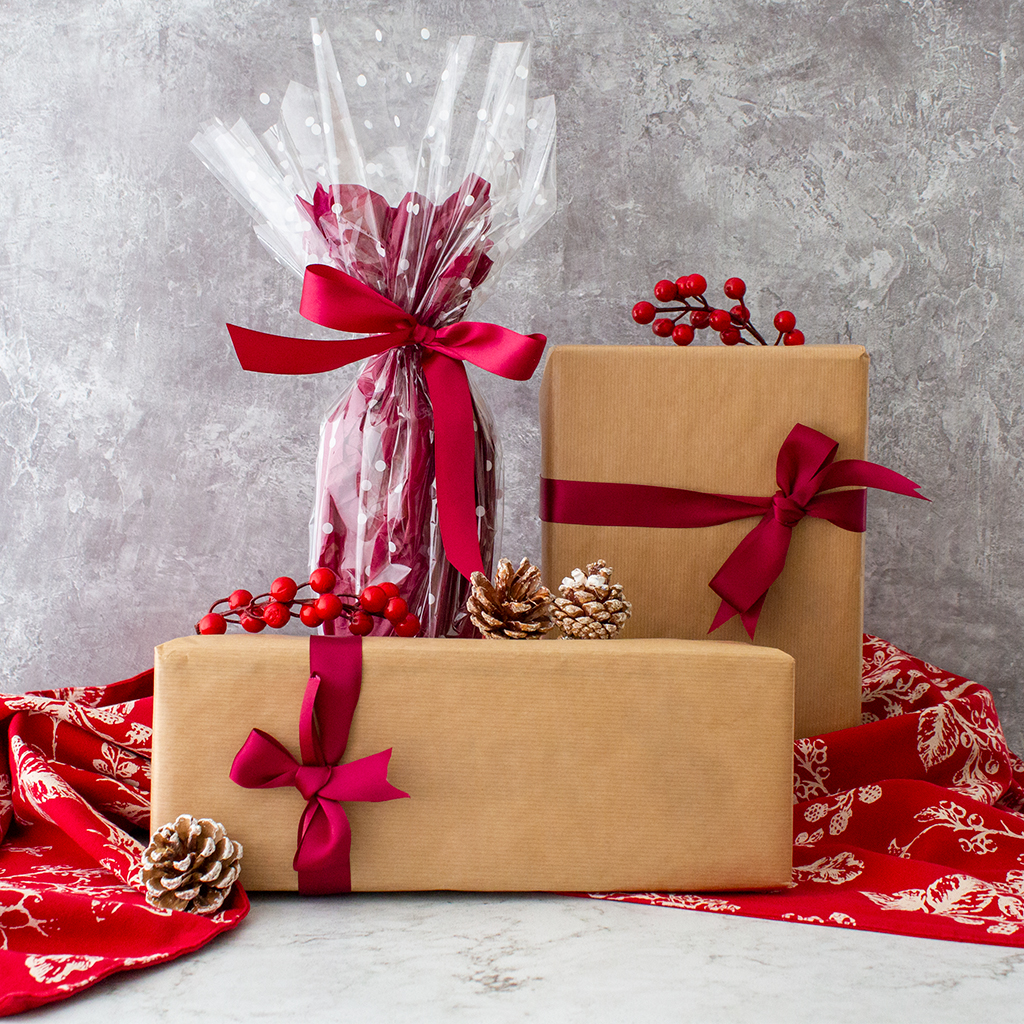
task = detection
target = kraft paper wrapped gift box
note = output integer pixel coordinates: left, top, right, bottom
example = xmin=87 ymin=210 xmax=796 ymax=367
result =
xmin=151 ymin=634 xmax=794 ymax=893
xmin=540 ymin=344 xmax=872 ymax=740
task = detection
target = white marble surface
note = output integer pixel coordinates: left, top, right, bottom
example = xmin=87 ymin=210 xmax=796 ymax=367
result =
xmin=19 ymin=892 xmax=1024 ymax=1022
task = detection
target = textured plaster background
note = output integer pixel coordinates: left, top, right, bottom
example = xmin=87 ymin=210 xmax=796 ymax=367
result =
xmin=1 ymin=1 xmax=1022 ymax=740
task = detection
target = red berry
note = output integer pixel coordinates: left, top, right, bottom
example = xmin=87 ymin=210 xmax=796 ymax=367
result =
xmin=709 ymin=309 xmax=732 ymax=331
xmin=783 ymin=329 xmax=805 ymax=346
xmin=228 ymin=589 xmax=253 ymax=610
xmin=651 ymin=318 xmax=674 ymax=338
xmin=720 ymin=327 xmax=742 ymax=346
xmin=359 ymin=586 xmax=388 ymax=613
xmin=270 ymin=576 xmax=298 ymax=603
xmin=672 ymin=323 xmax=695 ymax=346
xmin=686 ymin=274 xmax=707 ymax=296
xmin=393 ymin=614 xmax=421 ymax=637
xmin=730 ymin=304 xmax=749 ymax=323
xmin=632 ymin=301 xmax=656 ymax=325
xmin=379 ymin=581 xmax=400 ymax=598
xmin=653 ymin=279 xmax=677 ymax=302
xmin=299 ymin=604 xmax=323 ymax=627
xmin=315 ymin=593 xmax=343 ymax=620
xmin=384 ymin=597 xmax=408 ymax=624
xmin=690 ymin=309 xmax=711 ymax=329
xmin=240 ymin=613 xmax=266 ymax=633
xmin=263 ymin=601 xmax=290 ymax=628
xmin=675 ymin=275 xmax=693 ymax=296
xmin=774 ymin=310 xmax=797 ymax=333
xmin=348 ymin=610 xmax=374 ymax=636
xmin=197 ymin=612 xmax=227 ymax=635
xmin=723 ymin=277 xmax=746 ymax=300
xmin=308 ymin=567 xmax=337 ymax=594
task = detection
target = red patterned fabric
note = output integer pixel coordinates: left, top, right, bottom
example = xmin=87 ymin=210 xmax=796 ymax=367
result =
xmin=3 ymin=638 xmax=1024 ymax=1015
xmin=0 ymin=670 xmax=248 ymax=1017
xmin=591 ymin=635 xmax=1024 ymax=944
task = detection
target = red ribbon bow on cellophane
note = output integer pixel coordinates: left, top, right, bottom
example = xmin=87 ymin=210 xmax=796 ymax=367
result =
xmin=226 ymin=264 xmax=546 ymax=581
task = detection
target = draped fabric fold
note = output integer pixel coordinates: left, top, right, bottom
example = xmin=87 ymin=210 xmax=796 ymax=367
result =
xmin=226 ymin=264 xmax=547 ymax=580
xmin=229 ymin=635 xmax=408 ymax=894
xmin=540 ymin=423 xmax=926 ymax=638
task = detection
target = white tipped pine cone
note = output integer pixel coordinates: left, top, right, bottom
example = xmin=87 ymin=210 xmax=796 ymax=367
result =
xmin=142 ymin=815 xmax=242 ymax=914
xmin=553 ymin=560 xmax=632 ymax=639
xmin=467 ymin=557 xmax=554 ymax=639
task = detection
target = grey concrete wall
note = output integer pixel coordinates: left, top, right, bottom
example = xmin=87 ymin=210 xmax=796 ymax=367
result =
xmin=2 ymin=2 xmax=1022 ymax=742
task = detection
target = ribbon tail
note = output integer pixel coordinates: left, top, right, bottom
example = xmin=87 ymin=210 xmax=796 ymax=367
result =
xmin=295 ymin=799 xmax=353 ymax=894
xmin=227 ymin=323 xmax=407 ymax=375
xmin=422 ymin=352 xmax=486 ymax=580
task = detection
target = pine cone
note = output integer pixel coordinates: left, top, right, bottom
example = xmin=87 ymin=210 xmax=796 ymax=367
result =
xmin=467 ymin=557 xmax=554 ymax=639
xmin=142 ymin=815 xmax=243 ymax=914
xmin=553 ymin=560 xmax=632 ymax=639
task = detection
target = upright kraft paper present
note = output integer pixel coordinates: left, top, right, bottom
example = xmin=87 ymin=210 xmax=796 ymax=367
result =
xmin=151 ymin=634 xmax=794 ymax=893
xmin=541 ymin=344 xmax=872 ymax=739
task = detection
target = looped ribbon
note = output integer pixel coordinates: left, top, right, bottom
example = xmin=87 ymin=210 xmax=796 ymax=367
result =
xmin=229 ymin=635 xmax=409 ymax=894
xmin=540 ymin=423 xmax=927 ymax=639
xmin=226 ymin=264 xmax=547 ymax=580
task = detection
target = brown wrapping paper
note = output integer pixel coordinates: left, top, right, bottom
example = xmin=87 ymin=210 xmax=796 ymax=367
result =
xmin=152 ymin=634 xmax=794 ymax=892
xmin=540 ymin=344 xmax=869 ymax=739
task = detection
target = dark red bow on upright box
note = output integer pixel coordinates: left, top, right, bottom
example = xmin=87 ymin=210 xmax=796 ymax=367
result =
xmin=227 ymin=264 xmax=546 ymax=584
xmin=229 ymin=635 xmax=409 ymax=894
xmin=542 ymin=422 xmax=927 ymax=639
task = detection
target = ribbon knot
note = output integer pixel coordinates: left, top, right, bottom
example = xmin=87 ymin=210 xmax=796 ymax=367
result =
xmin=771 ymin=490 xmax=806 ymax=528
xmin=230 ymin=636 xmax=409 ymax=894
xmin=540 ymin=422 xmax=926 ymax=639
xmin=294 ymin=764 xmax=333 ymax=802
xmin=411 ymin=321 xmax=438 ymax=347
xmin=226 ymin=263 xmax=547 ymax=580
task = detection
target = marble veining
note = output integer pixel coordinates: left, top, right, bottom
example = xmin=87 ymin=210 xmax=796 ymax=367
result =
xmin=18 ymin=893 xmax=1024 ymax=1022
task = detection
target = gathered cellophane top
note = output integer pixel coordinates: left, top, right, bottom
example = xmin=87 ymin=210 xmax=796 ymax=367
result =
xmin=192 ymin=23 xmax=557 ymax=635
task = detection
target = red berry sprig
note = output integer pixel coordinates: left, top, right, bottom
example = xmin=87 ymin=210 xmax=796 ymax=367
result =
xmin=195 ymin=569 xmax=421 ymax=638
xmin=632 ymin=274 xmax=805 ymax=347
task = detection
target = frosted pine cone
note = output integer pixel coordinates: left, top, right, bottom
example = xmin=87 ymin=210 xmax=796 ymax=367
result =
xmin=553 ymin=560 xmax=632 ymax=639
xmin=467 ymin=557 xmax=554 ymax=639
xmin=142 ymin=815 xmax=242 ymax=914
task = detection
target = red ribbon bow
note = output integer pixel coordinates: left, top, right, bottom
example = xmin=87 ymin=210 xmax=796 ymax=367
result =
xmin=229 ymin=635 xmax=409 ymax=894
xmin=540 ymin=423 xmax=927 ymax=638
xmin=226 ymin=264 xmax=547 ymax=580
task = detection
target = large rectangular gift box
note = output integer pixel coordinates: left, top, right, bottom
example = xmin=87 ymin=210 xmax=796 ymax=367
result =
xmin=540 ymin=344 xmax=869 ymax=739
xmin=151 ymin=634 xmax=794 ymax=893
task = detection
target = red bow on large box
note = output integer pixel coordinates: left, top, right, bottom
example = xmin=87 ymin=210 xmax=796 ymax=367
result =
xmin=229 ymin=635 xmax=408 ymax=894
xmin=540 ymin=422 xmax=927 ymax=638
xmin=226 ymin=264 xmax=546 ymax=580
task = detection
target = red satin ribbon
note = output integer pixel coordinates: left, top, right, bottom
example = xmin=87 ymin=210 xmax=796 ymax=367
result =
xmin=226 ymin=264 xmax=547 ymax=580
xmin=229 ymin=635 xmax=409 ymax=894
xmin=540 ymin=423 xmax=927 ymax=638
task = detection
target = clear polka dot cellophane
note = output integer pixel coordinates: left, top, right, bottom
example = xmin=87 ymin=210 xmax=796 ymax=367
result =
xmin=191 ymin=22 xmax=557 ymax=636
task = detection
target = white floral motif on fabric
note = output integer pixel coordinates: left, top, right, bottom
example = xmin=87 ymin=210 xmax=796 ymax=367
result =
xmin=889 ymin=800 xmax=1024 ymax=860
xmin=796 ymin=785 xmax=882 ymax=848
xmin=793 ymin=737 xmax=831 ymax=802
xmin=791 ymin=851 xmax=865 ymax=885
xmin=861 ymin=871 xmax=1024 ymax=934
xmin=24 ymin=955 xmax=105 ymax=986
xmin=916 ymin=698 xmax=1007 ymax=803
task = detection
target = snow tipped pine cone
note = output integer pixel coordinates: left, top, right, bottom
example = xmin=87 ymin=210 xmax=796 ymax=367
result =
xmin=467 ymin=557 xmax=554 ymax=639
xmin=553 ymin=560 xmax=632 ymax=639
xmin=142 ymin=815 xmax=242 ymax=914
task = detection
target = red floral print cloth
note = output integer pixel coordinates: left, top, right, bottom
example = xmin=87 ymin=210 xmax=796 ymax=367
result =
xmin=3 ymin=637 xmax=1024 ymax=1015
xmin=0 ymin=669 xmax=248 ymax=1017
xmin=591 ymin=635 xmax=1024 ymax=944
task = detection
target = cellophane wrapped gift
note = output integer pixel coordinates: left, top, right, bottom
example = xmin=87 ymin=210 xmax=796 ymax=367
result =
xmin=192 ymin=24 xmax=556 ymax=635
